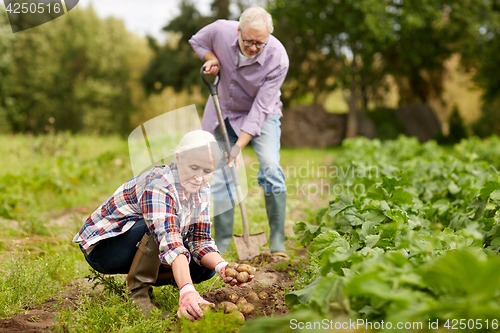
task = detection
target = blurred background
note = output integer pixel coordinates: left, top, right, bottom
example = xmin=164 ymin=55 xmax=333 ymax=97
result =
xmin=0 ymin=0 xmax=499 ymax=144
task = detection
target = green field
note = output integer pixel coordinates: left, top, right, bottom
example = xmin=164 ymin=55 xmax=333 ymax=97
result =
xmin=1 ymin=133 xmax=500 ymax=332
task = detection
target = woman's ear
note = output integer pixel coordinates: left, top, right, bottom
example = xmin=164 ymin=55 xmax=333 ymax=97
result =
xmin=175 ymin=153 xmax=180 ymax=164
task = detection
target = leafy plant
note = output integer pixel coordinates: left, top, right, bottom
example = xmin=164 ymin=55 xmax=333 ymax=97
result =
xmin=247 ymin=136 xmax=500 ymax=332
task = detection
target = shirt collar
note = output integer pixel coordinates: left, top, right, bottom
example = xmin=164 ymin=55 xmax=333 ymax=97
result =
xmin=170 ymin=163 xmax=202 ymax=206
xmin=231 ymin=34 xmax=268 ymax=67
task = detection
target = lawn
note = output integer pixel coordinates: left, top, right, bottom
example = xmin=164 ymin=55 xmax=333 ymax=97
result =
xmin=0 ymin=133 xmax=335 ymax=332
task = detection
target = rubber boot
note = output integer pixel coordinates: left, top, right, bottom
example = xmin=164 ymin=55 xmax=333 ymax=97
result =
xmin=153 ymin=269 xmax=175 ymax=287
xmin=127 ymin=233 xmax=170 ymax=318
xmin=264 ymin=191 xmax=288 ymax=256
xmin=213 ymin=203 xmax=235 ymax=253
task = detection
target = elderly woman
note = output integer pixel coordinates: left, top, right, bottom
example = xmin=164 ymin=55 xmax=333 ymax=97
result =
xmin=72 ymin=130 xmax=251 ymax=320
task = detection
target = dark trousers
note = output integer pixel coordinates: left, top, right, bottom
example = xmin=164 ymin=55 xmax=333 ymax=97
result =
xmin=83 ymin=219 xmax=215 ymax=284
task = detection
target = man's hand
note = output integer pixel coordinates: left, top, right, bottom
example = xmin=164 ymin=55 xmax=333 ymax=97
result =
xmin=226 ymin=145 xmax=241 ymax=169
xmin=215 ymin=261 xmax=255 ymax=287
xmin=177 ymin=283 xmax=214 ymax=321
xmin=202 ymin=59 xmax=220 ymax=77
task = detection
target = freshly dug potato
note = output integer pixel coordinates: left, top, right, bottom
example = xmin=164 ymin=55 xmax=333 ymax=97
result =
xmin=245 ymin=291 xmax=259 ymax=302
xmin=226 ymin=262 xmax=239 ymax=270
xmin=236 ymin=297 xmax=247 ymax=306
xmin=237 ymin=264 xmax=255 ymax=274
xmin=231 ymin=311 xmax=245 ymax=323
xmin=258 ymin=291 xmax=268 ymax=300
xmin=225 ymin=267 xmax=238 ymax=278
xmin=240 ymin=303 xmax=255 ymax=316
xmin=199 ymin=304 xmax=213 ymax=314
xmin=219 ymin=301 xmax=238 ymax=313
xmin=227 ymin=291 xmax=238 ymax=303
xmin=236 ymin=271 xmax=249 ymax=283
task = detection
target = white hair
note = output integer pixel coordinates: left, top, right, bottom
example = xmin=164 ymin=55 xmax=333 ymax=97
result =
xmin=239 ymin=7 xmax=274 ymax=34
xmin=174 ymin=130 xmax=217 ymax=155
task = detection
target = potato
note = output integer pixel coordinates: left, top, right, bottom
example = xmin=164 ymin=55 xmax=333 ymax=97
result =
xmin=236 ymin=264 xmax=255 ymax=274
xmin=225 ymin=267 xmax=238 ymax=278
xmin=245 ymin=291 xmax=259 ymax=302
xmin=219 ymin=301 xmax=238 ymax=313
xmin=199 ymin=303 xmax=213 ymax=314
xmin=226 ymin=262 xmax=239 ymax=270
xmin=236 ymin=271 xmax=249 ymax=283
xmin=240 ymin=303 xmax=255 ymax=316
xmin=258 ymin=291 xmax=268 ymax=300
xmin=236 ymin=297 xmax=247 ymax=306
xmin=232 ymin=311 xmax=245 ymax=323
xmin=227 ymin=291 xmax=238 ymax=303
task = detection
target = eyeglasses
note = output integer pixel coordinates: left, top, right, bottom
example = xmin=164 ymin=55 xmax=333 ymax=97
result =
xmin=240 ymin=32 xmax=267 ymax=49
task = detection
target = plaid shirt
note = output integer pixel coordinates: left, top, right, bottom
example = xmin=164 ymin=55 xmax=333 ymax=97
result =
xmin=72 ymin=163 xmax=218 ymax=267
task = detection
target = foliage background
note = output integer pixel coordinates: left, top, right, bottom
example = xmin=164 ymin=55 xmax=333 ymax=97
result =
xmin=0 ymin=0 xmax=499 ymax=137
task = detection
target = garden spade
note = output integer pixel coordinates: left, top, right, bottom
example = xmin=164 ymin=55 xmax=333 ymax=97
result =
xmin=201 ymin=66 xmax=267 ymax=260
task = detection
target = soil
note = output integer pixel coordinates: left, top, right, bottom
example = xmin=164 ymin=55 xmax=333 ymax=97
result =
xmin=202 ymin=252 xmax=299 ymax=319
xmin=0 ymin=246 xmax=305 ymax=332
xmin=0 ymin=279 xmax=95 ymax=333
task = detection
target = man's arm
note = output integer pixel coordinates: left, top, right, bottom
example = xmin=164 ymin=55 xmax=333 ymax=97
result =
xmin=202 ymin=51 xmax=220 ymax=77
xmin=236 ymin=131 xmax=252 ymax=150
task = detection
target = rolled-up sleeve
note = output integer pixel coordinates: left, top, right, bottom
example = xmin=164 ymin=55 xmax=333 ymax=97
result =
xmin=189 ymin=202 xmax=218 ymax=265
xmin=188 ymin=21 xmax=218 ymax=61
xmin=140 ymin=184 xmax=190 ymax=267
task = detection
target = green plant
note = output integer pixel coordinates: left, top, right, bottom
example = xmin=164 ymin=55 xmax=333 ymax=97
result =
xmin=245 ymin=136 xmax=500 ymax=332
xmin=0 ymin=240 xmax=74 ymax=318
xmin=86 ymin=268 xmax=127 ymax=297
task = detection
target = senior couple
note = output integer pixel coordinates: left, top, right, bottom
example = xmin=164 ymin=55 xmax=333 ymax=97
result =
xmin=72 ymin=7 xmax=289 ymax=320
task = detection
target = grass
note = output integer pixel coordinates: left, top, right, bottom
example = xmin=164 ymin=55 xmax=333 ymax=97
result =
xmin=0 ymin=133 xmax=340 ymax=330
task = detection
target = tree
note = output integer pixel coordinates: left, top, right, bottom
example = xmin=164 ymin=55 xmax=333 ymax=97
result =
xmin=141 ymin=0 xmax=250 ymax=96
xmin=141 ymin=1 xmax=215 ymax=96
xmin=0 ymin=9 xmax=16 ymax=133
xmin=269 ymin=0 xmax=490 ymax=136
xmin=5 ymin=6 xmax=137 ymax=135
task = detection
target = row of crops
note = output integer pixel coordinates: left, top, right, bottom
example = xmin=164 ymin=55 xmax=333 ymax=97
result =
xmin=245 ymin=136 xmax=500 ymax=332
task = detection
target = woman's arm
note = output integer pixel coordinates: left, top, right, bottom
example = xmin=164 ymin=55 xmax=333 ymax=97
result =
xmin=200 ymin=251 xmax=226 ymax=270
xmin=172 ymin=254 xmax=193 ymax=288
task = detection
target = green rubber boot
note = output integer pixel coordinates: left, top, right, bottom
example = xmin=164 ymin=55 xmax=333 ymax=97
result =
xmin=213 ymin=202 xmax=235 ymax=253
xmin=264 ymin=191 xmax=287 ymax=255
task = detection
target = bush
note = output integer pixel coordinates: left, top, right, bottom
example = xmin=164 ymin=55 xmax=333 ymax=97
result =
xmin=436 ymin=105 xmax=469 ymax=144
xmin=366 ymin=107 xmax=405 ymax=141
xmin=472 ymin=97 xmax=500 ymax=138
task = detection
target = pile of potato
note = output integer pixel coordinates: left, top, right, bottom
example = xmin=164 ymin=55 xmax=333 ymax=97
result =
xmin=224 ymin=263 xmax=255 ymax=283
xmin=217 ymin=289 xmax=268 ymax=320
xmin=200 ymin=263 xmax=268 ymax=321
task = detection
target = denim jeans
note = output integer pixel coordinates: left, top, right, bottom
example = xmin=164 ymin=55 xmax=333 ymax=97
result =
xmin=211 ymin=115 xmax=286 ymax=214
xmin=84 ymin=219 xmax=215 ymax=284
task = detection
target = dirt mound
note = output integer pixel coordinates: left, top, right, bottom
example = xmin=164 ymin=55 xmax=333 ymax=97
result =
xmin=202 ymin=254 xmax=295 ymax=319
xmin=0 ymin=252 xmax=302 ymax=331
xmin=395 ymin=104 xmax=442 ymax=142
xmin=281 ymin=104 xmax=346 ymax=147
xmin=0 ymin=279 xmax=93 ymax=333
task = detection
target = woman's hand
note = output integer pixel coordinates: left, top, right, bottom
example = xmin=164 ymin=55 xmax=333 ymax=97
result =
xmin=177 ymin=283 xmax=214 ymax=320
xmin=215 ymin=261 xmax=254 ymax=287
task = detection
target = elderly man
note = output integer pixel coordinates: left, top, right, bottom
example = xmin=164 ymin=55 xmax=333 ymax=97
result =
xmin=189 ymin=7 xmax=289 ymax=257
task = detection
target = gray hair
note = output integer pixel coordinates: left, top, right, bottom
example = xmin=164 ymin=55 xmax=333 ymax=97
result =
xmin=174 ymin=130 xmax=223 ymax=166
xmin=174 ymin=130 xmax=217 ymax=155
xmin=239 ymin=7 xmax=274 ymax=34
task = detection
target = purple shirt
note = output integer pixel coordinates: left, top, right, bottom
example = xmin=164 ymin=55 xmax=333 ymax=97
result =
xmin=189 ymin=20 xmax=289 ymax=137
